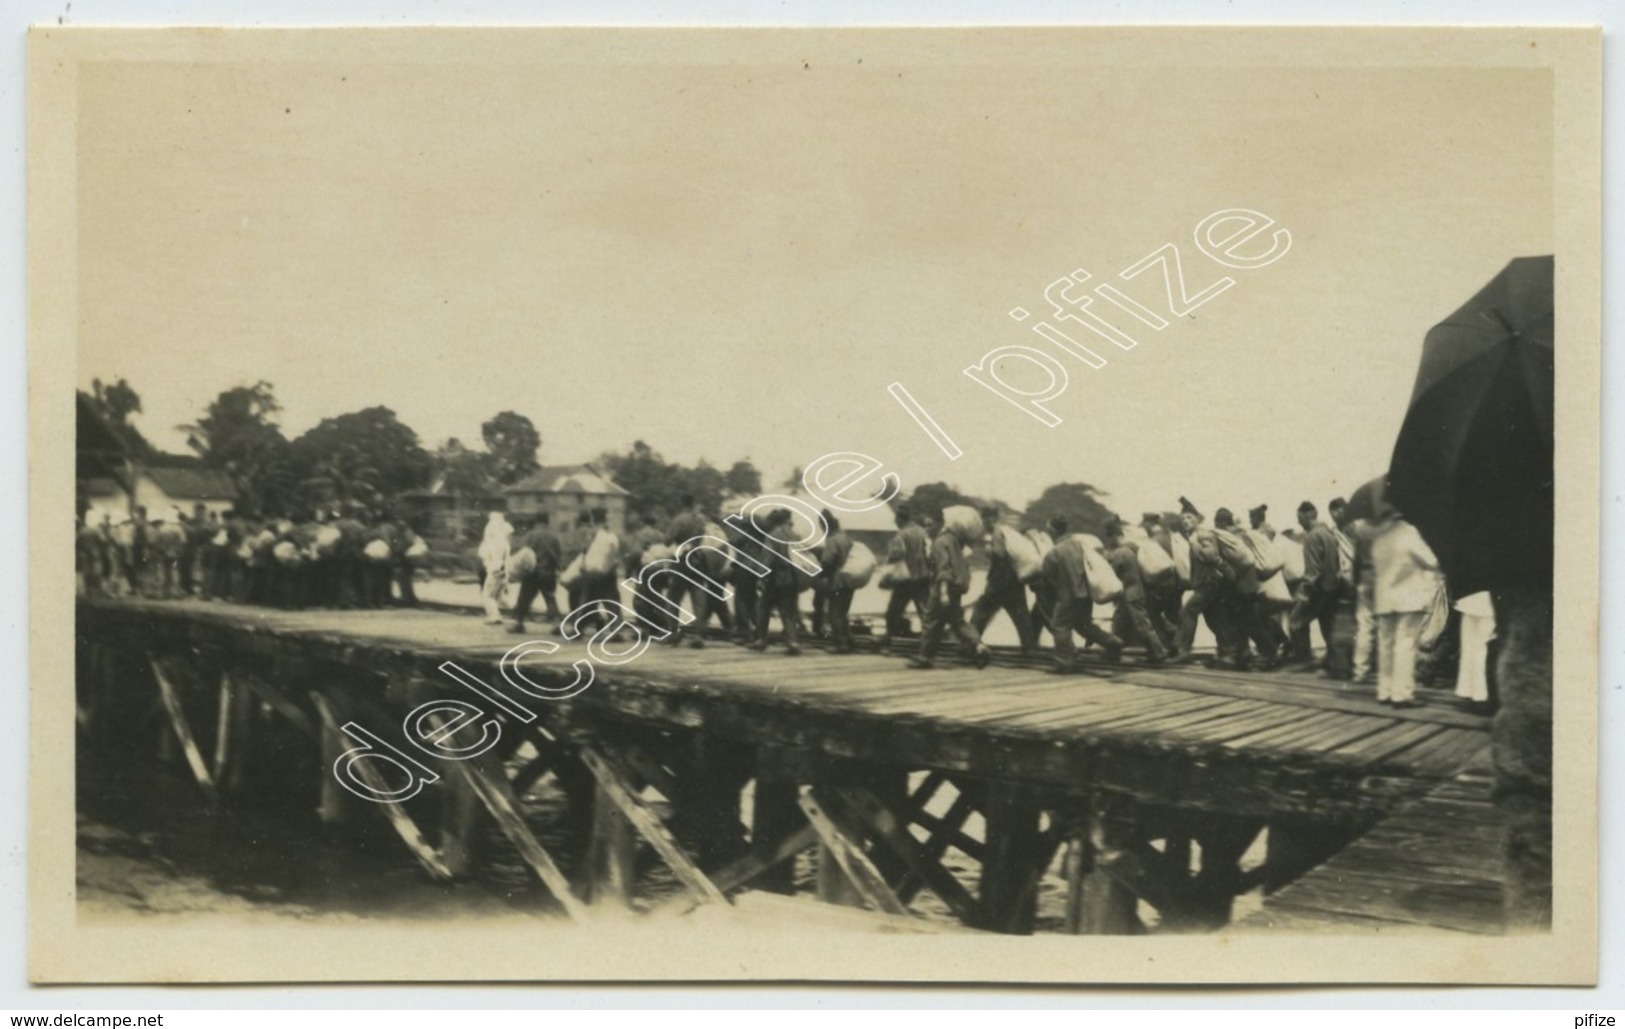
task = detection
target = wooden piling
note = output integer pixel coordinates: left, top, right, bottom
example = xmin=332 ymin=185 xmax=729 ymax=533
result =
xmin=978 ymin=781 xmax=1042 ymax=934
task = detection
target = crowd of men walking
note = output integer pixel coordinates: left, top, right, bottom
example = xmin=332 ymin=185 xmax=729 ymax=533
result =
xmin=75 ymin=503 xmax=428 ymax=609
xmin=77 ymin=488 xmax=1496 ymax=715
xmin=466 ymin=492 xmax=1495 ymax=715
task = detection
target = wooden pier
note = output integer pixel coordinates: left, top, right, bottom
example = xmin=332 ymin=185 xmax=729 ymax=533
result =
xmin=75 ymin=596 xmax=1497 ymax=935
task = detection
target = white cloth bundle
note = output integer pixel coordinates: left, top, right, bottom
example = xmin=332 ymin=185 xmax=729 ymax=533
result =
xmin=836 ymin=541 xmax=878 ymax=589
xmin=559 ymin=553 xmax=585 ymax=588
xmin=997 ymin=524 xmax=1044 ymax=583
xmin=1135 ymin=538 xmax=1176 ymax=581
xmin=506 ymin=546 xmax=537 ymax=578
xmin=941 ymin=505 xmax=982 ymax=542
xmin=1170 ymin=532 xmax=1193 ymax=584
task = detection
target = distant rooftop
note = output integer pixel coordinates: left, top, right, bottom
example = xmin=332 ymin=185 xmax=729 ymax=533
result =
xmin=504 ymin=465 xmax=629 ymax=497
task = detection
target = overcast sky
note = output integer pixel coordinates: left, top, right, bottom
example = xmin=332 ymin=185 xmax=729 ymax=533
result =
xmin=75 ymin=35 xmax=1552 ymax=521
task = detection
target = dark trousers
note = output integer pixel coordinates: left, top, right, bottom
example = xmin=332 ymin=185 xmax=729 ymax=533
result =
xmin=1219 ymin=589 xmax=1285 ymax=666
xmin=731 ymin=574 xmax=759 ymax=640
xmin=970 ymin=577 xmax=1037 ymax=651
xmin=667 ymin=577 xmax=731 ymax=640
xmin=919 ymin=587 xmax=981 ymax=662
xmin=1111 ymin=587 xmax=1170 ymax=661
xmin=395 ymin=562 xmax=418 ymax=606
xmin=1179 ymin=583 xmax=1254 ymax=661
xmin=512 ymin=573 xmax=562 ymax=629
xmin=825 ymin=584 xmax=854 ymax=650
xmin=754 ymin=582 xmax=801 ymax=650
xmin=1289 ymin=582 xmax=1344 ymax=669
xmin=884 ymin=581 xmax=929 ymax=641
xmin=357 ymin=561 xmax=391 ymax=607
xmin=1053 ymin=594 xmax=1124 ymax=663
xmin=1147 ymin=580 xmax=1183 ymax=642
xmin=1245 ymin=593 xmax=1289 ymax=662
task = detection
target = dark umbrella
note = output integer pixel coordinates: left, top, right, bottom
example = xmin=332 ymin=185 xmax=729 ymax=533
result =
xmin=1343 ymin=475 xmax=1390 ymax=523
xmin=1386 ymin=256 xmax=1553 ymax=596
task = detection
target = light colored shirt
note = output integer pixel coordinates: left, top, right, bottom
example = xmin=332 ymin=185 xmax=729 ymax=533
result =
xmin=1371 ymin=519 xmax=1441 ymax=614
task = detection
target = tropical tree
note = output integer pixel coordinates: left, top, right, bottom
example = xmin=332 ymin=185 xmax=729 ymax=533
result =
xmin=433 ymin=437 xmax=498 ymax=495
xmin=481 ymin=411 xmax=541 ymax=486
xmin=1020 ymin=482 xmax=1118 ymax=537
xmin=180 ymin=381 xmax=295 ymax=516
xmin=904 ymin=482 xmax=992 ymax=526
xmin=289 ymin=406 xmax=432 ymax=515
xmin=80 ymin=376 xmax=153 ymax=456
xmin=596 ymin=441 xmax=741 ymax=520
xmin=723 ymin=459 xmax=763 ymax=498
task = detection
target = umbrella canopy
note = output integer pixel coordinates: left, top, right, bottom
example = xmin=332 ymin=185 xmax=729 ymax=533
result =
xmin=1343 ymin=475 xmax=1390 ymax=524
xmin=1386 ymin=256 xmax=1553 ymax=596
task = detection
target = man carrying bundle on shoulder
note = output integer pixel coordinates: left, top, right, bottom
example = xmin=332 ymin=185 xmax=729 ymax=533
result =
xmin=662 ymin=495 xmax=721 ymax=649
xmin=1210 ymin=507 xmax=1284 ymax=671
xmin=1042 ymin=516 xmax=1127 ymax=674
xmin=815 ymin=510 xmax=856 ymax=654
xmin=908 ymin=505 xmax=992 ymax=671
xmin=509 ymin=513 xmax=565 ymax=634
xmin=748 ymin=507 xmax=804 ymax=656
xmin=879 ymin=504 xmax=931 ymax=653
xmin=1173 ymin=498 xmax=1239 ymax=667
xmin=1103 ymin=517 xmax=1171 ymax=666
xmin=1287 ymin=500 xmax=1346 ymax=676
xmin=577 ymin=507 xmax=624 ymax=631
xmin=969 ymin=505 xmax=1040 ymax=656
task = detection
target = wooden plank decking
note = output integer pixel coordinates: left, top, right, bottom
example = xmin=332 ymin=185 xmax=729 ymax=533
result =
xmin=78 ymin=597 xmax=1491 ymax=821
xmin=1236 ymin=754 xmax=1505 ymax=934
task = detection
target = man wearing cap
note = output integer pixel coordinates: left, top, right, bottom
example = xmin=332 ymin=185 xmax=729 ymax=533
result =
xmin=1249 ymin=504 xmax=1276 ymax=540
xmin=1288 ymin=500 xmax=1345 ymax=673
xmin=1141 ymin=511 xmax=1183 ymax=640
xmin=1174 ymin=498 xmax=1238 ymax=665
xmin=1214 ymin=507 xmax=1284 ymax=671
xmin=970 ymin=505 xmax=1038 ymax=655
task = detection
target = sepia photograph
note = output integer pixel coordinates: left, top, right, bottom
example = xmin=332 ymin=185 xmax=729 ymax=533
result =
xmin=27 ymin=25 xmax=1601 ymax=985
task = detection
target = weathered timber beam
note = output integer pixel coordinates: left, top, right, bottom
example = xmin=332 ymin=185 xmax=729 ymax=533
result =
xmin=836 ymin=786 xmax=980 ymax=926
xmin=579 ymin=779 xmax=637 ymax=909
xmin=149 ymin=659 xmax=217 ymax=803
xmin=897 ymin=787 xmax=980 ymax=904
xmin=978 ymin=781 xmax=1045 ymax=934
xmin=799 ymin=787 xmax=911 ymax=917
xmin=211 ymin=671 xmax=256 ymax=794
xmin=581 ymin=746 xmax=729 ymax=908
xmin=241 ymin=673 xmax=317 ymax=740
xmin=653 ymin=822 xmax=822 ymax=919
xmin=309 ymin=692 xmax=456 ymax=883
xmin=448 ymin=758 xmax=590 ymax=921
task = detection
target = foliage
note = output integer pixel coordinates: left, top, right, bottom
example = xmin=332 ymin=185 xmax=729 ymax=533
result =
xmin=903 ymin=482 xmax=996 ymax=525
xmin=596 ymin=440 xmax=749 ymax=521
xmin=1019 ymin=482 xmax=1119 ymax=537
xmin=433 ymin=437 xmax=499 ymax=497
xmin=180 ymin=381 xmax=295 ymax=517
xmin=289 ymin=406 xmax=432 ymax=516
xmin=723 ymin=459 xmax=763 ymax=497
xmin=480 ymin=411 xmax=542 ymax=486
xmin=80 ymin=377 xmax=153 ymax=456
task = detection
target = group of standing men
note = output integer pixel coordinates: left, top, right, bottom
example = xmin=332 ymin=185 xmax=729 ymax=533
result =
xmin=75 ymin=504 xmax=427 ymax=610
